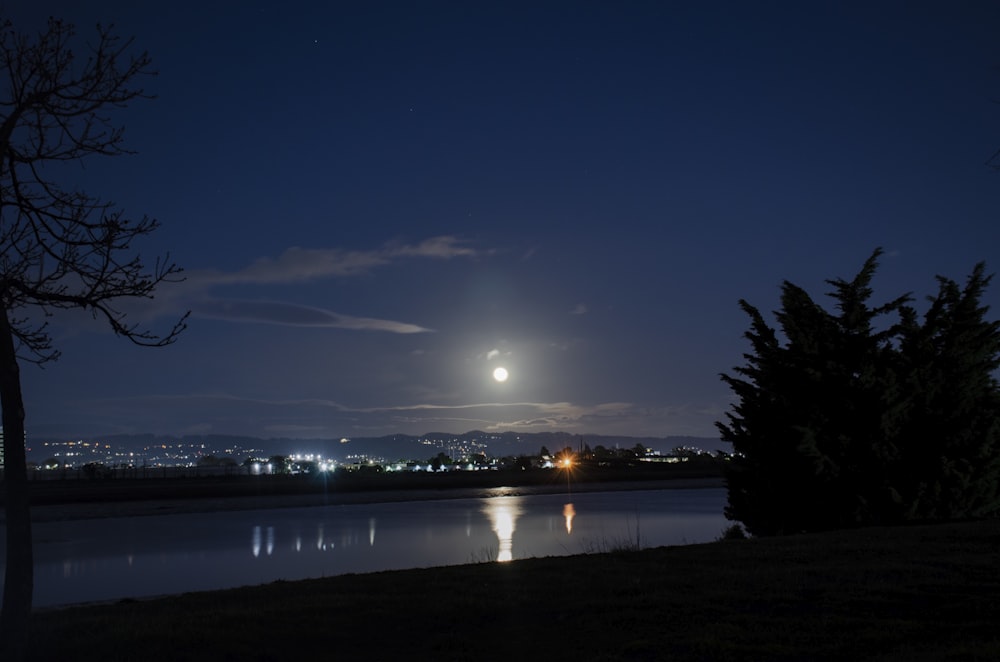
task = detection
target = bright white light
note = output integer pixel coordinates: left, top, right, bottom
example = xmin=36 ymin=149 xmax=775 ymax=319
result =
xmin=493 ymin=367 xmax=509 ymax=382
xmin=563 ymin=503 xmax=576 ymax=534
xmin=484 ymin=497 xmax=523 ymax=563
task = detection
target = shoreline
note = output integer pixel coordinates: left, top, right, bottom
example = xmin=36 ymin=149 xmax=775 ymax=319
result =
xmin=23 ymin=516 xmax=1000 ymax=661
xmin=17 ymin=476 xmax=725 ymax=522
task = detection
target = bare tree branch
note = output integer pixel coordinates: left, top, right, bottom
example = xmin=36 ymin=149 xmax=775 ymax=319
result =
xmin=0 ymin=17 xmax=186 ymax=364
xmin=0 ymin=18 xmax=187 ymax=655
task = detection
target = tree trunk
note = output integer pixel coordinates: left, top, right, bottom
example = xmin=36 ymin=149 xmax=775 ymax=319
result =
xmin=0 ymin=307 xmax=31 ymax=661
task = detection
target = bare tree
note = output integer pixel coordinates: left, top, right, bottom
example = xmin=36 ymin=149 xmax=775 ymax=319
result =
xmin=0 ymin=17 xmax=187 ymax=658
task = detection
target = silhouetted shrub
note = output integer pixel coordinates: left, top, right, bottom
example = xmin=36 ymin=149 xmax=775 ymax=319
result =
xmin=719 ymin=249 xmax=1000 ymax=535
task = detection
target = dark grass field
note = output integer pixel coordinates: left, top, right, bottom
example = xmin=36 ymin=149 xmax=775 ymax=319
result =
xmin=22 ymin=516 xmax=1000 ymax=661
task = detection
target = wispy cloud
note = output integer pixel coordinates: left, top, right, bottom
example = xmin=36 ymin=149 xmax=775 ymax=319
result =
xmin=350 ymin=399 xmax=715 ymax=436
xmin=385 ymin=236 xmax=478 ymax=260
xmin=211 ymin=248 xmax=388 ymax=284
xmin=191 ymin=299 xmax=433 ymax=333
xmin=570 ymin=303 xmax=588 ymax=315
xmin=193 ymin=235 xmax=478 ymax=287
xmin=141 ymin=236 xmax=477 ymax=333
xmin=59 ymin=392 xmax=723 ymax=438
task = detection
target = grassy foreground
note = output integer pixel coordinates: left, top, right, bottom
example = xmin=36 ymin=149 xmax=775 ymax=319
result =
xmin=25 ymin=518 xmax=999 ymax=661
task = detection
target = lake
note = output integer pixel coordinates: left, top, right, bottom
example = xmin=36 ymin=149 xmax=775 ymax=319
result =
xmin=6 ymin=486 xmax=727 ymax=608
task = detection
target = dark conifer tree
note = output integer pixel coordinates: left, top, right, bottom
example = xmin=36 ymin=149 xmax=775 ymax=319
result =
xmin=896 ymin=264 xmax=1000 ymax=519
xmin=718 ymin=297 xmax=815 ymax=536
xmin=717 ymin=249 xmax=1000 ymax=535
xmin=719 ymin=250 xmax=909 ymax=534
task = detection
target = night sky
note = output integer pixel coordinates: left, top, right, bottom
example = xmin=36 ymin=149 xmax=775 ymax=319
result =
xmin=7 ymin=2 xmax=1000 ymax=441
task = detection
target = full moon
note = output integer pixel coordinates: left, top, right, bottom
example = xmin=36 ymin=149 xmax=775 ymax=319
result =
xmin=492 ymin=367 xmax=509 ymax=382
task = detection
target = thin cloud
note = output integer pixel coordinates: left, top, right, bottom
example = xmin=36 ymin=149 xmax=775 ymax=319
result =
xmin=331 ymin=314 xmax=433 ymax=334
xmin=132 ymin=235 xmax=475 ymax=332
xmin=64 ymin=392 xmax=722 ymax=438
xmin=386 ymin=235 xmax=478 ymax=259
xmin=403 ymin=401 xmax=638 ymax=433
xmin=196 ymin=235 xmax=478 ymax=287
xmin=570 ymin=303 xmax=588 ymax=315
xmin=192 ymin=299 xmax=433 ymax=333
xmin=360 ymin=400 xmax=634 ymax=419
xmin=216 ymin=248 xmax=388 ymax=284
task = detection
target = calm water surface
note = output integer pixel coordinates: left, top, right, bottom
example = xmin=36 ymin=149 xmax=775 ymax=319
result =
xmin=7 ymin=487 xmax=726 ymax=608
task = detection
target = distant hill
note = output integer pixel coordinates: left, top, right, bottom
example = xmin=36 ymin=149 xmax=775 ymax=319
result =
xmin=28 ymin=430 xmax=730 ymax=465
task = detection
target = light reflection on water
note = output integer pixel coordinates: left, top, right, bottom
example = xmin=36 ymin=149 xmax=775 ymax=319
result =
xmin=564 ymin=503 xmax=576 ymax=533
xmin=5 ymin=487 xmax=726 ymax=608
xmin=482 ymin=496 xmax=523 ymax=561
